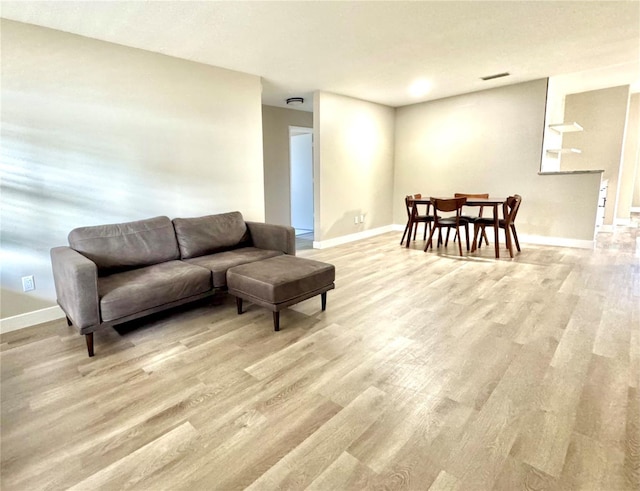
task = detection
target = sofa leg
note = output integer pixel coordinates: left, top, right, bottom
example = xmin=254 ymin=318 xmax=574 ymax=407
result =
xmin=66 ymin=316 xmax=73 ymax=327
xmin=85 ymin=333 xmax=94 ymax=357
xmin=273 ymin=312 xmax=280 ymax=331
xmin=321 ymin=292 xmax=327 ymax=311
xmin=236 ymin=297 xmax=243 ymax=315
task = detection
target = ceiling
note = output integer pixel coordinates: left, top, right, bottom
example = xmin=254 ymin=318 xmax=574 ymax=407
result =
xmin=1 ymin=1 xmax=639 ymax=112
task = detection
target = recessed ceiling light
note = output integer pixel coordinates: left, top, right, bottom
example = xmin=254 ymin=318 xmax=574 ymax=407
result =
xmin=409 ymin=79 xmax=432 ymax=98
xmin=481 ymin=72 xmax=510 ymax=81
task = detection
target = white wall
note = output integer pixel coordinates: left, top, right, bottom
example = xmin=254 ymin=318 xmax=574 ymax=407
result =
xmin=618 ymin=93 xmax=639 ymax=219
xmin=393 ymin=79 xmax=601 ymax=242
xmin=561 ymin=86 xmax=630 ymax=225
xmin=313 ymin=91 xmax=395 ymax=241
xmin=290 ymin=133 xmax=314 ymax=231
xmin=1 ymin=20 xmax=264 ymax=318
xmin=262 ymin=105 xmax=313 ymax=226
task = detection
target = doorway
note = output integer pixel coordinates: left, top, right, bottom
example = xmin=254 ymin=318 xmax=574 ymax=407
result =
xmin=289 ymin=126 xmax=314 ymax=241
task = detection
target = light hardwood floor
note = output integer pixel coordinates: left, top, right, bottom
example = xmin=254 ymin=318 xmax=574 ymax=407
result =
xmin=1 ymin=222 xmax=639 ymax=490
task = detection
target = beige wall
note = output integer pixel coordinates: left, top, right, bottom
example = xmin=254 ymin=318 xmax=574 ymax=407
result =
xmin=393 ymin=79 xmax=601 ymax=241
xmin=314 ymin=92 xmax=395 ymax=241
xmin=262 ymin=105 xmax=313 ymax=226
xmin=561 ymin=86 xmax=629 ymax=225
xmin=0 ymin=20 xmax=264 ymax=318
xmin=620 ymin=93 xmax=640 ymax=215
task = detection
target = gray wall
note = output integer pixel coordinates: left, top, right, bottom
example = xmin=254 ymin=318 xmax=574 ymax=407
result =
xmin=1 ymin=20 xmax=264 ymax=318
xmin=262 ymin=105 xmax=313 ymax=226
xmin=393 ymin=79 xmax=601 ymax=241
xmin=314 ymin=91 xmax=396 ymax=241
xmin=561 ymin=86 xmax=630 ymax=225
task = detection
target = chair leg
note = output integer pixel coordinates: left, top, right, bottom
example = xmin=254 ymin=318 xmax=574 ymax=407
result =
xmin=464 ymin=223 xmax=470 ymax=251
xmin=482 ymin=228 xmax=489 ymax=246
xmin=456 ymin=226 xmax=463 ymax=256
xmin=504 ymin=226 xmax=514 ymax=258
xmin=471 ymin=223 xmax=480 ymax=252
xmin=511 ymin=224 xmax=521 ymax=252
xmin=412 ymin=222 xmax=418 ymax=240
xmin=424 ymin=224 xmax=437 ymax=252
xmin=445 ymin=228 xmax=451 ymax=246
xmin=423 ymin=222 xmax=428 ymax=240
xmin=477 ymin=225 xmax=485 ymax=248
xmin=400 ymin=221 xmax=410 ymax=245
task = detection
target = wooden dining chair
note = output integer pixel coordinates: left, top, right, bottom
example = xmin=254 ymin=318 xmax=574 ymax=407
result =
xmin=424 ymin=197 xmax=468 ymax=256
xmin=473 ymin=194 xmax=522 ymax=258
xmin=400 ymin=194 xmax=433 ymax=245
xmin=453 ymin=192 xmax=490 ymax=246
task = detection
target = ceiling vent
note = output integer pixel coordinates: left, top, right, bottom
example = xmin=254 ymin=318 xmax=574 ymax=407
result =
xmin=481 ymin=72 xmax=510 ymax=81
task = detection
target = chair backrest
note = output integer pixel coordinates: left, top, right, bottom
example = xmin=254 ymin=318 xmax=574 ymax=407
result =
xmin=503 ymin=194 xmax=522 ymax=224
xmin=413 ymin=193 xmax=422 ymax=199
xmin=455 ymin=192 xmax=489 ymax=216
xmin=404 ymin=195 xmax=413 ymax=219
xmin=454 ymin=193 xmax=489 ymax=199
xmin=430 ymin=197 xmax=467 ymax=215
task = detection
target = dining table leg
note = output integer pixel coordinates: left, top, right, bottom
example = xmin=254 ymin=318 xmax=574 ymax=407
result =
xmin=493 ymin=204 xmax=500 ymax=258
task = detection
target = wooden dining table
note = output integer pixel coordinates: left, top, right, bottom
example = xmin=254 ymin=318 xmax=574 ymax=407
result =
xmin=405 ymin=197 xmax=508 ymax=258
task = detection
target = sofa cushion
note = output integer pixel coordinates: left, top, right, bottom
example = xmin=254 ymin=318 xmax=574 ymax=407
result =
xmin=69 ymin=216 xmax=180 ymax=273
xmin=173 ymin=211 xmax=251 ymax=260
xmin=98 ymin=260 xmax=211 ymax=322
xmin=184 ymin=247 xmax=283 ymax=288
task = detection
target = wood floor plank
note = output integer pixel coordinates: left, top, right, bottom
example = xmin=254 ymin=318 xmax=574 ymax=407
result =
xmin=67 ymin=421 xmax=198 ymax=490
xmin=245 ymin=386 xmax=387 ymax=490
xmin=306 ymin=451 xmax=378 ymax=491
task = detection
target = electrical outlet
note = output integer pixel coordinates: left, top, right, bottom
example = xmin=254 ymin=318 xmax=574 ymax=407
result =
xmin=354 ymin=216 xmax=359 ymax=224
xmin=22 ymin=275 xmax=35 ymax=292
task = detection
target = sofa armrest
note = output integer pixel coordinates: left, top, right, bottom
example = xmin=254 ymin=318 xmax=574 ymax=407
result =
xmin=50 ymin=246 xmax=100 ymax=330
xmin=246 ymin=222 xmax=296 ymax=256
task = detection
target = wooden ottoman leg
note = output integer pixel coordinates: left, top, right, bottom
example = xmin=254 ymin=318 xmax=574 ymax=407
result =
xmin=273 ymin=312 xmax=280 ymax=331
xmin=236 ymin=297 xmax=243 ymax=315
xmin=321 ymin=292 xmax=327 ymax=311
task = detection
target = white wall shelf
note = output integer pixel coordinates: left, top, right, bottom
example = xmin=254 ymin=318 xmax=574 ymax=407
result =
xmin=549 ymin=122 xmax=583 ymax=133
xmin=546 ymin=148 xmax=582 ymax=156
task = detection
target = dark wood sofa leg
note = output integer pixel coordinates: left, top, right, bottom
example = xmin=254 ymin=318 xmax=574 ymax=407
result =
xmin=273 ymin=312 xmax=280 ymax=331
xmin=66 ymin=316 xmax=73 ymax=327
xmin=321 ymin=292 xmax=327 ymax=311
xmin=85 ymin=333 xmax=94 ymax=357
xmin=236 ymin=297 xmax=243 ymax=315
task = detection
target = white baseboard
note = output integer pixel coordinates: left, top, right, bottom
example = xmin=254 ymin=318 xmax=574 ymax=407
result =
xmin=519 ymin=234 xmax=594 ymax=249
xmin=598 ymin=224 xmax=614 ymax=233
xmin=630 ymin=207 xmax=640 ymax=213
xmin=313 ymin=225 xmax=395 ymax=249
xmin=615 ymin=218 xmax=631 ymax=226
xmin=0 ymin=306 xmax=65 ymax=334
xmin=390 ymin=224 xmax=594 ymax=249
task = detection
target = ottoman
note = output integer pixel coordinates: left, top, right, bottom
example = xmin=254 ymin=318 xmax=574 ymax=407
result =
xmin=226 ymin=255 xmax=335 ymax=331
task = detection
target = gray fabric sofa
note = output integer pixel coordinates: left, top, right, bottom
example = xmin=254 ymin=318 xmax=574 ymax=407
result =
xmin=50 ymin=211 xmax=294 ymax=357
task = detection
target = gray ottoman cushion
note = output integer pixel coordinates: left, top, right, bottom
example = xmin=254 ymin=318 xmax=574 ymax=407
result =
xmin=227 ymin=255 xmax=335 ymax=307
